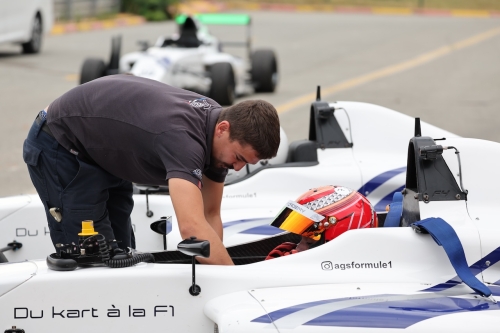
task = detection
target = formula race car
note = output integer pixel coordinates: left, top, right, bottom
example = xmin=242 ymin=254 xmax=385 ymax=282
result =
xmin=1 ymin=110 xmax=499 ymax=332
xmin=79 ymin=14 xmax=278 ymax=105
xmin=0 ymin=90 xmax=457 ymax=263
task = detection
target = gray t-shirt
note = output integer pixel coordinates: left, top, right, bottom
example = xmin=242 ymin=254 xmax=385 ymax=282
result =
xmin=47 ymin=75 xmax=227 ymax=188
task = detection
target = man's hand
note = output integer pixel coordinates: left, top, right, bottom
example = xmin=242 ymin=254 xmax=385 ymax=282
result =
xmin=169 ymin=178 xmax=233 ymax=265
xmin=265 ymin=242 xmax=298 ymax=260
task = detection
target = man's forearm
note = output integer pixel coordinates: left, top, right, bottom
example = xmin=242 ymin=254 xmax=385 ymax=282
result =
xmin=201 ymin=176 xmax=224 ymax=240
xmin=179 ymin=217 xmax=233 ymax=265
xmin=205 ymin=214 xmax=223 ymax=240
xmin=170 ymin=178 xmax=232 ymax=265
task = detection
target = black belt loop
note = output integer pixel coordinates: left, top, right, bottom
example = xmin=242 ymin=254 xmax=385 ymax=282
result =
xmin=35 ymin=111 xmax=54 ymax=138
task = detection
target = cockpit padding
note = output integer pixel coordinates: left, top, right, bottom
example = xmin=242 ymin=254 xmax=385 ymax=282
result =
xmin=286 ymin=140 xmax=318 ymax=163
xmin=152 ymin=232 xmax=302 ymax=265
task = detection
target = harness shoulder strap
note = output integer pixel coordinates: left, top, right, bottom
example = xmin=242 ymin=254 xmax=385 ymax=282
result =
xmin=412 ymin=217 xmax=492 ymax=297
xmin=384 ymin=192 xmax=403 ymax=227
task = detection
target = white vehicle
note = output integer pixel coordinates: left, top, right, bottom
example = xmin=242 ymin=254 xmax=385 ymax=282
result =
xmin=1 ymin=104 xmax=499 ymax=332
xmin=0 ymin=91 xmax=457 ymax=262
xmin=79 ymin=14 xmax=278 ymax=105
xmin=0 ymin=0 xmax=53 ymax=53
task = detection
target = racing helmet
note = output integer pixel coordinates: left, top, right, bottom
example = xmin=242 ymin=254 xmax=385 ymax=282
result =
xmin=271 ymin=185 xmax=378 ymax=242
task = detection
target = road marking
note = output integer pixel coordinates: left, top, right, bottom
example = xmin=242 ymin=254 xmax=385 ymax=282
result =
xmin=65 ymin=74 xmax=79 ymax=82
xmin=372 ymin=7 xmax=413 ymax=15
xmin=276 ymin=26 xmax=500 ymax=114
xmin=451 ymin=9 xmax=491 ymax=18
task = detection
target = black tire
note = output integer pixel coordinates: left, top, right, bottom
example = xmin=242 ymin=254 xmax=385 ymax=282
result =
xmin=209 ymin=62 xmax=235 ymax=106
xmin=251 ymin=49 xmax=278 ymax=93
xmin=22 ymin=14 xmax=42 ymax=54
xmin=80 ymin=58 xmax=106 ymax=84
xmin=108 ymin=35 xmax=122 ymax=73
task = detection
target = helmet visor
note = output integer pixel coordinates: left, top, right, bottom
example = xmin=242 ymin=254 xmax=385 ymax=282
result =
xmin=270 ymin=200 xmax=325 ymax=239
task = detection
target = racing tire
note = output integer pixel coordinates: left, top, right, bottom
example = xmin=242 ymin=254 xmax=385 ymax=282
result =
xmin=251 ymin=49 xmax=278 ymax=93
xmin=80 ymin=58 xmax=106 ymax=84
xmin=209 ymin=62 xmax=235 ymax=106
xmin=108 ymin=35 xmax=122 ymax=74
xmin=22 ymin=14 xmax=42 ymax=54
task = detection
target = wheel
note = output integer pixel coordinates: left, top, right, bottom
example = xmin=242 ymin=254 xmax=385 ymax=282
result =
xmin=107 ymin=35 xmax=122 ymax=74
xmin=22 ymin=15 xmax=42 ymax=54
xmin=250 ymin=49 xmax=278 ymax=93
xmin=209 ymin=62 xmax=235 ymax=106
xmin=80 ymin=58 xmax=106 ymax=84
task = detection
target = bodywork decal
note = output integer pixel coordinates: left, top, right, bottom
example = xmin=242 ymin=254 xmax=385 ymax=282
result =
xmin=302 ymin=295 xmax=500 ymax=328
xmin=251 ymin=246 xmax=500 ymax=329
xmin=357 ymin=167 xmax=406 ymax=212
xmin=357 ymin=166 xmax=406 ymax=197
xmin=373 ymin=185 xmax=405 ymax=212
xmin=223 ymin=218 xmax=280 ymax=236
xmin=425 ymin=246 xmax=500 ymax=292
xmin=252 ymin=293 xmax=500 ymax=329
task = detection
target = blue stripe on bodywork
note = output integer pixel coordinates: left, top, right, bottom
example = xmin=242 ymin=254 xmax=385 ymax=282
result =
xmin=240 ymin=226 xmax=283 ymax=235
xmin=252 ymin=299 xmax=352 ymax=323
xmin=373 ymin=185 xmax=405 ymax=212
xmin=253 ymin=294 xmax=500 ymax=328
xmin=425 ymin=246 xmax=500 ymax=293
xmin=304 ymin=296 xmax=500 ymax=328
xmin=223 ymin=218 xmax=281 ymax=235
xmin=491 ymin=286 xmax=500 ymax=295
xmin=251 ymin=247 xmax=500 ymax=328
xmin=358 ymin=166 xmax=406 ymax=196
xmin=223 ymin=218 xmax=271 ymax=228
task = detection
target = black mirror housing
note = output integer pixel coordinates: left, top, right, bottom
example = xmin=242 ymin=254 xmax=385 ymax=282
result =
xmin=177 ymin=237 xmax=210 ymax=258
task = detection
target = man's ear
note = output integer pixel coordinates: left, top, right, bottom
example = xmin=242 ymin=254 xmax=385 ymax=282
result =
xmin=216 ymin=120 xmax=230 ymax=136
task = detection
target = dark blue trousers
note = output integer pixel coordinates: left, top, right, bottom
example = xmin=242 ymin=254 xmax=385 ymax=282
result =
xmin=23 ymin=111 xmax=135 ymax=250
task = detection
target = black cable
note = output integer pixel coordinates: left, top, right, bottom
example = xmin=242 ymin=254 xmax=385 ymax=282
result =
xmin=334 ymin=107 xmax=353 ymax=144
xmin=97 ymin=235 xmax=110 ymax=262
xmin=446 ymin=146 xmax=467 ymax=194
xmin=105 ymin=253 xmax=155 ymax=268
xmin=96 ymin=235 xmax=154 ymax=268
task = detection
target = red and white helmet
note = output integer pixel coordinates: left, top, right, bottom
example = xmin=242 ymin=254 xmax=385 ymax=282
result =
xmin=271 ymin=185 xmax=378 ymax=241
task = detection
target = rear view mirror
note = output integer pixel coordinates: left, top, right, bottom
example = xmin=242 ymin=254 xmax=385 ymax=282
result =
xmin=177 ymin=237 xmax=210 ymax=258
xmin=151 ymin=216 xmax=172 ymax=250
xmin=177 ymin=237 xmax=210 ymax=296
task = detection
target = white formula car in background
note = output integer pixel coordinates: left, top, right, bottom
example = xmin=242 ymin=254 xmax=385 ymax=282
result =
xmin=0 ymin=0 xmax=53 ymax=54
xmin=79 ymin=13 xmax=278 ymax=105
xmin=1 ymin=110 xmax=499 ymax=332
xmin=0 ymin=89 xmax=457 ymax=262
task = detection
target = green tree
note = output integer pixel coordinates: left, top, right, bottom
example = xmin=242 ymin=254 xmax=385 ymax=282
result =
xmin=122 ymin=0 xmax=179 ymax=21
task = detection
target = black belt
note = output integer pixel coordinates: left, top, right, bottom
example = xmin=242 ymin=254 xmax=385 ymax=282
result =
xmin=35 ymin=113 xmax=54 ymax=138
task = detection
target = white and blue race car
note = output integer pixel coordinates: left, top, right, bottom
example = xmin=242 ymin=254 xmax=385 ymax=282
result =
xmin=0 ymin=97 xmax=499 ymax=332
xmin=79 ymin=13 xmax=278 ymax=106
xmin=0 ymin=93 xmax=456 ymax=262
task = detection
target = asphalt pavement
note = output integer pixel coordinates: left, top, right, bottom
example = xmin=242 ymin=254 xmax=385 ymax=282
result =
xmin=0 ymin=11 xmax=499 ymax=197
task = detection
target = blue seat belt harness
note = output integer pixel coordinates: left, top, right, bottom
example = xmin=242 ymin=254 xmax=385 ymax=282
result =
xmin=384 ymin=192 xmax=403 ymax=227
xmin=411 ymin=217 xmax=494 ymax=300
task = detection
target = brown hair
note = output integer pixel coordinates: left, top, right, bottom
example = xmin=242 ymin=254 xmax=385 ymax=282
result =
xmin=217 ymin=100 xmax=280 ymax=159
